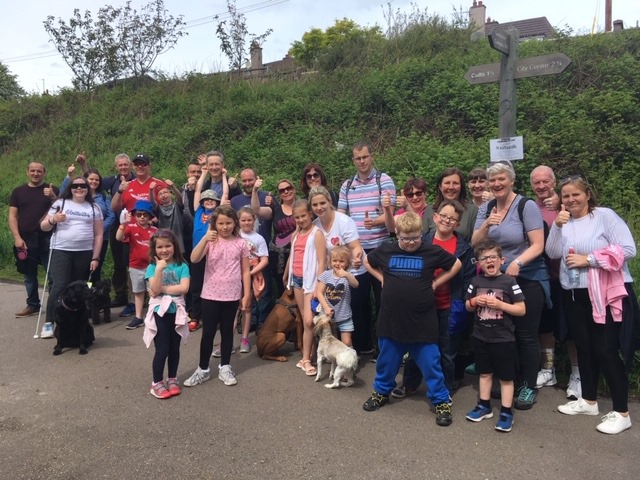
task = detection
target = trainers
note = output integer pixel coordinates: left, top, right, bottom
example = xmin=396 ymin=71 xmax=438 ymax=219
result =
xmin=391 ymin=385 xmax=417 ymax=398
xmin=536 ymin=368 xmax=557 ymax=388
xmin=184 ymin=367 xmax=211 ymax=387
xmin=435 ymin=402 xmax=453 ymax=426
xmin=363 ymin=391 xmax=390 ymax=411
xmin=212 ymin=347 xmax=235 ymax=357
xmin=188 ymin=320 xmax=200 ymax=332
xmin=40 ymin=322 xmax=54 ymax=339
xmin=495 ymin=412 xmax=514 ymax=432
xmin=558 ymin=397 xmax=599 ymax=416
xmin=167 ymin=378 xmax=181 ymax=396
xmin=466 ymin=403 xmax=494 ymax=422
xmin=119 ymin=303 xmax=135 ymax=317
xmin=465 ymin=363 xmax=478 ymax=375
xmin=239 ymin=338 xmax=251 ymax=353
xmin=125 ymin=317 xmax=144 ymax=330
xmin=514 ymin=383 xmax=537 ymax=410
xmin=150 ymin=382 xmax=171 ymax=399
xmin=15 ymin=306 xmax=38 ymax=318
xmin=596 ymin=411 xmax=632 ymax=435
xmin=218 ymin=365 xmax=237 ymax=386
xmin=566 ymin=374 xmax=582 ymax=399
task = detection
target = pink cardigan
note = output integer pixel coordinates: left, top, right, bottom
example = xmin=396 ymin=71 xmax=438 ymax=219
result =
xmin=587 ymin=245 xmax=628 ymax=323
xmin=143 ymin=295 xmax=189 ymax=348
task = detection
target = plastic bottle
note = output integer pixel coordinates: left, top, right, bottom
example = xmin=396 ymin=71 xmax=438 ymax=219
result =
xmin=568 ymin=247 xmax=580 ymax=288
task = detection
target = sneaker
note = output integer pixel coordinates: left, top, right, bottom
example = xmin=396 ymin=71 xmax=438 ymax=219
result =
xmin=15 ymin=306 xmax=38 ymax=318
xmin=218 ymin=365 xmax=237 ymax=386
xmin=212 ymin=347 xmax=235 ymax=357
xmin=119 ymin=303 xmax=135 ymax=317
xmin=566 ymin=374 xmax=582 ymax=399
xmin=495 ymin=412 xmax=514 ymax=432
xmin=466 ymin=404 xmax=494 ymax=422
xmin=167 ymin=378 xmax=181 ymax=396
xmin=188 ymin=320 xmax=200 ymax=332
xmin=150 ymin=382 xmax=171 ymax=399
xmin=514 ymin=384 xmax=537 ymax=410
xmin=596 ymin=411 xmax=632 ymax=435
xmin=465 ymin=363 xmax=478 ymax=375
xmin=239 ymin=338 xmax=251 ymax=353
xmin=363 ymin=391 xmax=390 ymax=411
xmin=125 ymin=317 xmax=144 ymax=330
xmin=558 ymin=397 xmax=599 ymax=416
xmin=435 ymin=402 xmax=453 ymax=427
xmin=184 ymin=367 xmax=211 ymax=387
xmin=536 ymin=368 xmax=557 ymax=388
xmin=391 ymin=385 xmax=418 ymax=398
xmin=40 ymin=322 xmax=54 ymax=339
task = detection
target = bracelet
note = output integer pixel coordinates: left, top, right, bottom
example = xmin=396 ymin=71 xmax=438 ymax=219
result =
xmin=91 ymin=258 xmax=100 ymax=262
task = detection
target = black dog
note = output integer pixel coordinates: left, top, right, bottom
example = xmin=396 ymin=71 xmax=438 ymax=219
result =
xmin=88 ymin=279 xmax=111 ymax=325
xmin=53 ymin=280 xmax=96 ymax=356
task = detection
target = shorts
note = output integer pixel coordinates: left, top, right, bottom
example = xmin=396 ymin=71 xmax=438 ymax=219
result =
xmin=290 ymin=274 xmax=303 ymax=290
xmin=335 ymin=317 xmax=354 ymax=333
xmin=471 ymin=337 xmax=516 ymax=381
xmin=129 ymin=267 xmax=146 ymax=294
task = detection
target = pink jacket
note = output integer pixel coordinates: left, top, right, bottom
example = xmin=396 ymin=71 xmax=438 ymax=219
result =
xmin=587 ymin=245 xmax=628 ymax=323
xmin=143 ymin=295 xmax=189 ymax=348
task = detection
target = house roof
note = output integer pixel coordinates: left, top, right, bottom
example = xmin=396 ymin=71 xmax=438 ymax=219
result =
xmin=485 ymin=16 xmax=555 ymax=39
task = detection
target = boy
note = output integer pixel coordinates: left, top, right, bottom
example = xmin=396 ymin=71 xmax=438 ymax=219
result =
xmin=464 ymin=239 xmax=526 ymax=432
xmin=116 ymin=200 xmax=158 ymax=330
xmin=363 ymin=212 xmax=461 ymax=427
xmin=149 ymin=179 xmax=186 ymax=255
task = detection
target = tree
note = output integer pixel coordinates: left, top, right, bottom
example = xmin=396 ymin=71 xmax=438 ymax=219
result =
xmin=215 ymin=0 xmax=272 ymax=72
xmin=44 ymin=0 xmax=186 ymax=90
xmin=0 ymin=62 xmax=26 ymax=101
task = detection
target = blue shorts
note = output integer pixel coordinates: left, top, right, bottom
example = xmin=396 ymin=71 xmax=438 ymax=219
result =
xmin=290 ymin=274 xmax=303 ymax=289
xmin=335 ymin=317 xmax=354 ymax=332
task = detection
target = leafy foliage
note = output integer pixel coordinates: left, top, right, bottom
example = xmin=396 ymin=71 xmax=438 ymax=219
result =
xmin=0 ymin=62 xmax=26 ymax=101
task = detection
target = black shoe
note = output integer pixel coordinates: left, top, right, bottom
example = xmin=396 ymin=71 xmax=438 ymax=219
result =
xmin=110 ymin=297 xmax=128 ymax=308
xmin=363 ymin=391 xmax=390 ymax=411
xmin=125 ymin=317 xmax=144 ymax=330
xmin=435 ymin=402 xmax=453 ymax=427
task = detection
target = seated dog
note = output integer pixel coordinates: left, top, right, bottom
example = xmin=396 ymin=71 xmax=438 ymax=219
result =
xmin=53 ymin=280 xmax=95 ymax=356
xmin=88 ymin=279 xmax=111 ymax=325
xmin=256 ymin=289 xmax=303 ymax=362
xmin=313 ymin=313 xmax=358 ymax=388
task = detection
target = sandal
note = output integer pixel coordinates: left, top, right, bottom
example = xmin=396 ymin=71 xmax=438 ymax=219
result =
xmin=296 ymin=360 xmax=305 ymax=370
xmin=301 ymin=360 xmax=317 ymax=376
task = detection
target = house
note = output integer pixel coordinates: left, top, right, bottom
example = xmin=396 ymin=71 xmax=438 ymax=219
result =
xmin=469 ymin=1 xmax=555 ymax=41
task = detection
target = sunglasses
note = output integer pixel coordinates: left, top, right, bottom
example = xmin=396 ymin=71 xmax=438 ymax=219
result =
xmin=306 ymin=172 xmax=320 ymax=180
xmin=278 ymin=186 xmax=294 ymax=194
xmin=70 ymin=184 xmax=88 ymax=190
xmin=560 ymin=174 xmax=584 ymax=185
xmin=135 ymin=212 xmax=150 ymax=217
xmin=405 ymin=190 xmax=424 ymax=199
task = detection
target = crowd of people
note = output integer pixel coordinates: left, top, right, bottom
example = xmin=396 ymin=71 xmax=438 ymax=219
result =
xmin=8 ymin=144 xmax=639 ymax=435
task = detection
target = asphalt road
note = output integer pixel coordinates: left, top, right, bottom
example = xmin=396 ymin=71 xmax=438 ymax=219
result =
xmin=1 ymin=281 xmax=638 ymax=479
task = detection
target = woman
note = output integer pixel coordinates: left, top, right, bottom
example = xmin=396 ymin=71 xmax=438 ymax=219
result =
xmin=546 ymin=176 xmax=636 ymax=435
xmin=430 ymin=168 xmax=478 ymax=241
xmin=472 ymin=161 xmax=549 ymax=410
xmin=301 ymin=163 xmax=338 ymax=207
xmin=383 ymin=177 xmax=432 ymax=233
xmin=40 ymin=176 xmax=104 ymax=334
xmin=468 ymin=167 xmax=493 ymax=208
xmin=267 ymin=179 xmax=298 ymax=296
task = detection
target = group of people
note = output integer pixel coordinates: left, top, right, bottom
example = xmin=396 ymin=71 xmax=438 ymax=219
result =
xmin=8 ymin=143 xmax=638 ymax=435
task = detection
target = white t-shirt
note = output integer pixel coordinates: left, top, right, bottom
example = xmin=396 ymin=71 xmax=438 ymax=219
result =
xmin=313 ymin=212 xmax=364 ymax=275
xmin=48 ymin=199 xmax=103 ymax=251
xmin=240 ymin=230 xmax=269 ymax=259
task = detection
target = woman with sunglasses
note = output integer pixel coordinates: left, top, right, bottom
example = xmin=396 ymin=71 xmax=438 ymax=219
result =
xmin=546 ymin=176 xmax=637 ymax=434
xmin=269 ymin=179 xmax=298 ymax=296
xmin=300 ymin=163 xmax=338 ymax=207
xmin=40 ymin=177 xmax=104 ymax=336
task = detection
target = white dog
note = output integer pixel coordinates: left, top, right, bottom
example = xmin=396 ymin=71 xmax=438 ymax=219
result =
xmin=313 ymin=314 xmax=358 ymax=388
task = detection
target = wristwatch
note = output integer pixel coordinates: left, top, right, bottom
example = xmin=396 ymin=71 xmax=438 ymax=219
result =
xmin=515 ymin=259 xmax=523 ymax=268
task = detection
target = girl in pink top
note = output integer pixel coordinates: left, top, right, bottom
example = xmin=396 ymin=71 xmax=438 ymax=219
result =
xmin=184 ymin=205 xmax=251 ymax=388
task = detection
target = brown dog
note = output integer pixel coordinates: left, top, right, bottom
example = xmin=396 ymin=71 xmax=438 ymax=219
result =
xmin=257 ymin=289 xmax=303 ymax=361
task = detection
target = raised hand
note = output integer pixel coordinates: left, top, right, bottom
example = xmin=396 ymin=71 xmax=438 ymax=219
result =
xmin=149 ymin=181 xmax=157 ymax=190
xmin=67 ymin=164 xmax=75 ymax=176
xmin=44 ymin=183 xmax=55 ymax=199
xmin=487 ymin=206 xmax=501 ymax=226
xmin=555 ymin=204 xmax=570 ymax=227
xmin=381 ymin=191 xmax=392 ymax=209
xmin=119 ymin=176 xmax=130 ymax=193
xmin=254 ymin=176 xmax=263 ymax=191
xmin=265 ymin=192 xmax=273 ymax=206
xmin=364 ymin=210 xmax=373 ymax=230
xmin=155 ymin=256 xmax=168 ymax=270
xmin=165 ymin=179 xmax=174 ymax=187
xmin=76 ymin=152 xmax=87 ymax=164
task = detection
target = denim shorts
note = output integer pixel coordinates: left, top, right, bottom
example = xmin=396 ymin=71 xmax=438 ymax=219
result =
xmin=290 ymin=274 xmax=303 ymax=289
xmin=336 ymin=317 xmax=354 ymax=332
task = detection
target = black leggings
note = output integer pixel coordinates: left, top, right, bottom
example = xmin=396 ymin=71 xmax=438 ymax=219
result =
xmin=152 ymin=312 xmax=181 ymax=383
xmin=199 ymin=299 xmax=238 ymax=369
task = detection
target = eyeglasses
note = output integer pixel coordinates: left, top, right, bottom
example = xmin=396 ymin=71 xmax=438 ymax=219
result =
xmin=278 ymin=186 xmax=294 ymax=194
xmin=437 ymin=213 xmax=460 ymax=224
xmin=70 ymin=184 xmax=88 ymax=190
xmin=405 ymin=190 xmax=424 ymax=199
xmin=398 ymin=236 xmax=422 ymax=244
xmin=135 ymin=212 xmax=150 ymax=217
xmin=477 ymin=255 xmax=501 ymax=262
xmin=306 ymin=172 xmax=320 ymax=180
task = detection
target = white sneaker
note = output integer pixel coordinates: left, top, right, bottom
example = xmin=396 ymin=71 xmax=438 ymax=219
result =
xmin=596 ymin=411 xmax=632 ymax=435
xmin=218 ymin=365 xmax=237 ymax=386
xmin=212 ymin=347 xmax=235 ymax=358
xmin=183 ymin=367 xmax=211 ymax=387
xmin=558 ymin=397 xmax=599 ymax=416
xmin=536 ymin=368 xmax=557 ymax=388
xmin=40 ymin=322 xmax=54 ymax=339
xmin=566 ymin=374 xmax=582 ymax=399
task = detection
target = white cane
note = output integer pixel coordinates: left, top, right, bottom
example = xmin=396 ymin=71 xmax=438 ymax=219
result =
xmin=33 ymin=220 xmax=57 ymax=339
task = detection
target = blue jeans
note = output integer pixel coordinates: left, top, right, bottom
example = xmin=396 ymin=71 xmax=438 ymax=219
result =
xmin=18 ymin=230 xmax=51 ymax=309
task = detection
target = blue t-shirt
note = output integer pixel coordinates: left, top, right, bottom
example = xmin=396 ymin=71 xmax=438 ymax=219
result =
xmin=193 ymin=205 xmax=216 ymax=250
xmin=145 ymin=261 xmax=190 ymax=313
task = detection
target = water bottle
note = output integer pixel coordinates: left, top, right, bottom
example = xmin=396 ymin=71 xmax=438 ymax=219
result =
xmin=568 ymin=247 xmax=580 ymax=288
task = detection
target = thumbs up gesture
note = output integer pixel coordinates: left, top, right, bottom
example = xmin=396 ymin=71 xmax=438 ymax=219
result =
xmin=44 ymin=183 xmax=55 ymax=199
xmin=67 ymin=164 xmax=76 ymax=176
xmin=555 ymin=204 xmax=570 ymax=227
xmin=364 ymin=210 xmax=374 ymax=230
xmin=381 ymin=191 xmax=392 ymax=209
xmin=254 ymin=176 xmax=263 ymax=191
xmin=543 ymin=193 xmax=560 ymax=211
xmin=206 ymin=224 xmax=218 ymax=243
xmin=265 ymin=191 xmax=273 ymax=206
xmin=119 ymin=175 xmax=130 ymax=193
xmin=487 ymin=206 xmax=501 ymax=226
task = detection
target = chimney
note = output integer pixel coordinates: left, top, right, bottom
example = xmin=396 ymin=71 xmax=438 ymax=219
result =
xmin=469 ymin=0 xmax=486 ymax=31
xmin=613 ymin=19 xmax=624 ymax=32
xmin=250 ymin=42 xmax=263 ymax=69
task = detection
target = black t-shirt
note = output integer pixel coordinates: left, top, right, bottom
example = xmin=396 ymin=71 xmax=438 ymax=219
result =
xmin=10 ymin=183 xmax=59 ymax=235
xmin=367 ymin=241 xmax=457 ymax=343
xmin=272 ymin=204 xmax=296 ymax=248
xmin=465 ymin=274 xmax=525 ymax=343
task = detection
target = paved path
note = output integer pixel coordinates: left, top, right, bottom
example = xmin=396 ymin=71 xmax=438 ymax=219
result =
xmin=1 ymin=281 xmax=638 ymax=479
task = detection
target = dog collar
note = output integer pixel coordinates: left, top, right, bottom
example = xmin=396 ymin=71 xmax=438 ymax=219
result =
xmin=60 ymin=297 xmax=79 ymax=312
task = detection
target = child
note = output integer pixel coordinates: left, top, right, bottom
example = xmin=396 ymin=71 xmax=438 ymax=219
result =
xmin=237 ymin=206 xmax=269 ymax=353
xmin=184 ymin=205 xmax=251 ymax=387
xmin=315 ymin=245 xmax=359 ymax=347
xmin=363 ymin=212 xmax=461 ymax=427
xmin=149 ymin=179 xmax=186 ymax=255
xmin=283 ymin=199 xmax=326 ymax=376
xmin=464 ymin=239 xmax=526 ymax=433
xmin=115 ymin=199 xmax=158 ymax=330
xmin=143 ymin=229 xmax=190 ymax=399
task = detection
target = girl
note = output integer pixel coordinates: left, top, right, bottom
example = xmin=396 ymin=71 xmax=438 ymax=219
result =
xmin=185 ymin=205 xmax=251 ymax=387
xmin=284 ymin=199 xmax=327 ymax=376
xmin=143 ymin=230 xmax=190 ymax=399
xmin=238 ymin=206 xmax=269 ymax=353
xmin=315 ymin=245 xmax=359 ymax=347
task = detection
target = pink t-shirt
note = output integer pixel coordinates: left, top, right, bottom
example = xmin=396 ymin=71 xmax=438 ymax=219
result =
xmin=201 ymin=236 xmax=250 ymax=301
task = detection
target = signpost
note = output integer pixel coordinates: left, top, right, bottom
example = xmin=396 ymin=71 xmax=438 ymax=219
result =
xmin=464 ymin=53 xmax=572 ymax=85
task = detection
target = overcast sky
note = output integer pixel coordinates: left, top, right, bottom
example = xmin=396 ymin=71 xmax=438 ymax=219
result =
xmin=1 ymin=0 xmax=638 ymax=93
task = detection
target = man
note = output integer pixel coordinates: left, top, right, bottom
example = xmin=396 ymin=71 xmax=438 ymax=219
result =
xmin=530 ymin=165 xmax=581 ymax=399
xmin=202 ymin=150 xmax=240 ymax=202
xmin=338 ymin=141 xmax=396 ymax=355
xmin=9 ymin=162 xmax=59 ymax=330
xmin=111 ymin=153 xmax=166 ymax=327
